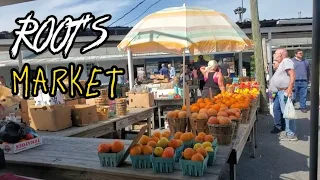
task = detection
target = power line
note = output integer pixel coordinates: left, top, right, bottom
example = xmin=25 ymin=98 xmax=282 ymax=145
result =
xmin=108 ymin=0 xmax=147 ymax=27
xmin=120 ymin=0 xmax=162 ymax=27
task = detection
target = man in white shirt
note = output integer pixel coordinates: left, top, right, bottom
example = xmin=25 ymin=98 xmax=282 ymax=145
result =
xmin=168 ymin=64 xmax=176 ymax=79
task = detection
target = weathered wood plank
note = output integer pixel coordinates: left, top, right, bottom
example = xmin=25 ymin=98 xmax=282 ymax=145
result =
xmin=4 ymin=136 xmax=228 ymax=180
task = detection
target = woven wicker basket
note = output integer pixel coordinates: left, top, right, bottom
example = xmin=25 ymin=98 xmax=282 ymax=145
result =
xmin=167 ymin=118 xmax=187 ymax=133
xmin=240 ymin=108 xmax=250 ymax=123
xmin=231 ymin=120 xmax=240 ymax=139
xmin=208 ymin=123 xmax=233 ymax=145
xmin=192 ymin=118 xmax=209 ymax=134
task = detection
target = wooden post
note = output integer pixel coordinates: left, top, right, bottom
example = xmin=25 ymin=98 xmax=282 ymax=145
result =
xmin=184 ymin=82 xmax=195 ymax=133
xmin=250 ymin=0 xmax=269 ymax=112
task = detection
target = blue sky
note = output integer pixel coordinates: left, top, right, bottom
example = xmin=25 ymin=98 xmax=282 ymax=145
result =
xmin=0 ymin=0 xmax=313 ymax=31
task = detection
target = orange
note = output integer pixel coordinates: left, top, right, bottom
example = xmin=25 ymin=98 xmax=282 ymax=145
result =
xmin=168 ymin=139 xmax=180 ymax=149
xmin=191 ymin=106 xmax=200 ymax=113
xmin=98 ymin=143 xmax=111 ymax=153
xmin=182 ymin=148 xmax=196 ymax=160
xmin=147 ymin=140 xmax=157 ymax=147
xmin=178 ymin=111 xmax=187 ymax=118
xmin=217 ymin=116 xmax=232 ymax=125
xmin=217 ymin=111 xmax=229 ymax=117
xmin=191 ymin=153 xmax=205 ymax=162
xmin=199 ymin=108 xmax=208 ymax=115
xmin=212 ymin=104 xmax=221 ymax=111
xmin=139 ymin=135 xmax=151 ymax=145
xmin=194 ymin=136 xmax=204 ymax=143
xmin=196 ymin=147 xmax=208 ymax=158
xmin=142 ymin=145 xmax=153 ymax=155
xmin=181 ymin=105 xmax=187 ymax=111
xmin=204 ymin=135 xmax=214 ymax=143
xmin=130 ymin=145 xmax=142 ymax=156
xmin=197 ymin=113 xmax=208 ymax=120
xmin=187 ymin=132 xmax=195 ymax=140
xmin=180 ymin=133 xmax=190 ymax=142
xmin=162 ymin=147 xmax=174 ymax=158
xmin=197 ymin=98 xmax=204 ymax=103
xmin=153 ymin=131 xmax=161 ymax=138
xmin=198 ymin=132 xmax=206 ymax=138
xmin=207 ymin=108 xmax=217 ymax=117
xmin=167 ymin=111 xmax=178 ymax=118
xmin=174 ymin=132 xmax=183 ymax=139
xmin=208 ymin=117 xmax=219 ymax=124
xmin=151 ymin=136 xmax=159 ymax=142
xmin=219 ymin=106 xmax=228 ymax=111
xmin=111 ymin=140 xmax=124 ymax=153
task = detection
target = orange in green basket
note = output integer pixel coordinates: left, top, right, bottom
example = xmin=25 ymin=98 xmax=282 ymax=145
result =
xmin=111 ymin=140 xmax=124 ymax=153
xmin=142 ymin=145 xmax=153 ymax=155
xmin=161 ymin=131 xmax=171 ymax=138
xmin=180 ymin=133 xmax=190 ymax=142
xmin=196 ymin=147 xmax=208 ymax=158
xmin=204 ymin=135 xmax=214 ymax=143
xmin=168 ymin=139 xmax=180 ymax=149
xmin=130 ymin=145 xmax=142 ymax=156
xmin=174 ymin=132 xmax=183 ymax=139
xmin=147 ymin=141 xmax=157 ymax=148
xmin=176 ymin=139 xmax=183 ymax=147
xmin=194 ymin=136 xmax=204 ymax=143
xmin=154 ymin=147 xmax=164 ymax=157
xmin=139 ymin=135 xmax=151 ymax=145
xmin=198 ymin=132 xmax=206 ymax=138
xmin=151 ymin=136 xmax=159 ymax=143
xmin=182 ymin=148 xmax=196 ymax=160
xmin=98 ymin=143 xmax=111 ymax=153
xmin=191 ymin=153 xmax=205 ymax=162
xmin=162 ymin=147 xmax=174 ymax=158
xmin=153 ymin=131 xmax=161 ymax=138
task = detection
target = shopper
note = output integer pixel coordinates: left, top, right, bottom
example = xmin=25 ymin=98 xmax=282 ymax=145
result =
xmin=269 ymin=60 xmax=286 ymax=133
xmin=196 ymin=55 xmax=208 ymax=92
xmin=292 ymin=49 xmax=310 ymax=113
xmin=199 ymin=60 xmax=225 ymax=98
xmin=272 ymin=48 xmax=297 ymax=141
xmin=220 ymin=59 xmax=230 ymax=77
xmin=168 ymin=64 xmax=176 ymax=80
xmin=159 ymin=64 xmax=169 ymax=78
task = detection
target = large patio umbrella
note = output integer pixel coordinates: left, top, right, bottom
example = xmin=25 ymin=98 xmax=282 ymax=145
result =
xmin=118 ymin=4 xmax=253 ymax=96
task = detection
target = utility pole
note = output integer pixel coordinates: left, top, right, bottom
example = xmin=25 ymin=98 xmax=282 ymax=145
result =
xmin=234 ymin=0 xmax=246 ymax=22
xmin=250 ymin=0 xmax=268 ymax=112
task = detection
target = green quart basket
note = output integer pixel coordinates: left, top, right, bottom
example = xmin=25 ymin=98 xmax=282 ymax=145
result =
xmin=179 ymin=155 xmax=209 ymax=177
xmin=174 ymin=144 xmax=184 ymax=162
xmin=207 ymin=145 xmax=219 ymax=166
xmin=150 ymin=154 xmax=175 ymax=173
xmin=212 ymin=138 xmax=218 ymax=148
xmin=183 ymin=140 xmax=194 ymax=149
xmin=130 ymin=154 xmax=152 ymax=169
xmin=98 ymin=150 xmax=125 ymax=167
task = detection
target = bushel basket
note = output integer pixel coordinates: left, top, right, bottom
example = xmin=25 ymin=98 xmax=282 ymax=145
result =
xmin=192 ymin=118 xmax=209 ymax=135
xmin=240 ymin=108 xmax=250 ymax=123
xmin=167 ymin=117 xmax=187 ymax=133
xmin=208 ymin=123 xmax=233 ymax=145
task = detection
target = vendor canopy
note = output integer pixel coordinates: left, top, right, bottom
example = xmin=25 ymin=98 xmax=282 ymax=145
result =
xmin=118 ymin=5 xmax=253 ymax=55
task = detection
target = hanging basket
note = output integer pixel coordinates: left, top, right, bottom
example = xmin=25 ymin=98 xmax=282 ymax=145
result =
xmin=167 ymin=117 xmax=187 ymax=134
xmin=208 ymin=123 xmax=233 ymax=145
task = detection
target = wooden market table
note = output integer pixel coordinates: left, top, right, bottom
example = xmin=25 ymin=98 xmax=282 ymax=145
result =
xmin=155 ymin=99 xmax=183 ymax=129
xmin=37 ymin=107 xmax=155 ymax=138
xmin=227 ymin=100 xmax=259 ymax=180
xmin=1 ymin=136 xmax=232 ymax=180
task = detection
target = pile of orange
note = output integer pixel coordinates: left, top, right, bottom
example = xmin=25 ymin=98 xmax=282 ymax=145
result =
xmin=98 ymin=140 xmax=124 ymax=153
xmin=182 ymin=148 xmax=207 ymax=162
xmin=166 ymin=110 xmax=187 ymax=119
xmin=194 ymin=132 xmax=214 ymax=143
xmin=174 ymin=131 xmax=194 ymax=142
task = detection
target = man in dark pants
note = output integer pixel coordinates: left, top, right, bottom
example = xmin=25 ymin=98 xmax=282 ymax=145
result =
xmin=196 ymin=55 xmax=208 ymax=92
xmin=292 ymin=49 xmax=310 ymax=113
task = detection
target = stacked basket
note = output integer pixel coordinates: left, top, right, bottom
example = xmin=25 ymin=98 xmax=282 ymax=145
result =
xmin=208 ymin=123 xmax=233 ymax=145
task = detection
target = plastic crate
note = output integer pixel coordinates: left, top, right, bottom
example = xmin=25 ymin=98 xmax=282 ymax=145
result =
xmin=130 ymin=154 xmax=152 ymax=168
xmin=174 ymin=144 xmax=184 ymax=162
xmin=150 ymin=154 xmax=175 ymax=173
xmin=179 ymin=155 xmax=209 ymax=177
xmin=98 ymin=150 xmax=124 ymax=167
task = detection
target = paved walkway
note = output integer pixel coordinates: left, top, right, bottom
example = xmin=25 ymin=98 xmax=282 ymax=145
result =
xmin=221 ymin=102 xmax=313 ymax=180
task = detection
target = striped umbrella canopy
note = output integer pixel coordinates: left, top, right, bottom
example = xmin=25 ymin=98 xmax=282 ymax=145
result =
xmin=117 ymin=4 xmax=253 ymax=55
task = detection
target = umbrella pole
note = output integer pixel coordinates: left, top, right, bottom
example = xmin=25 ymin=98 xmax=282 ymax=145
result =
xmin=183 ymin=50 xmax=186 ymax=105
xmin=127 ymin=49 xmax=134 ymax=90
xmin=310 ymin=0 xmax=320 ymax=179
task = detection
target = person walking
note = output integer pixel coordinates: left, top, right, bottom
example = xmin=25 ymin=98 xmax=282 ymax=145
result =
xmin=168 ymin=64 xmax=176 ymax=80
xmin=272 ymin=48 xmax=297 ymax=141
xmin=219 ymin=59 xmax=230 ymax=77
xmin=199 ymin=60 xmax=225 ymax=98
xmin=292 ymin=49 xmax=310 ymax=113
xmin=269 ymin=60 xmax=286 ymax=133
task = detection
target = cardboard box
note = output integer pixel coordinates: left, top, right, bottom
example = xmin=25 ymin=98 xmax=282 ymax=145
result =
xmin=78 ymin=98 xmax=86 ymax=104
xmin=20 ymin=99 xmax=35 ymax=113
xmin=65 ymin=99 xmax=79 ymax=106
xmin=29 ymin=105 xmax=72 ymax=131
xmin=155 ymin=74 xmax=165 ymax=80
xmin=70 ymin=104 xmax=98 ymax=126
xmin=21 ymin=112 xmax=30 ymax=125
xmin=128 ymin=93 xmax=154 ymax=108
xmin=0 ymin=137 xmax=42 ymax=154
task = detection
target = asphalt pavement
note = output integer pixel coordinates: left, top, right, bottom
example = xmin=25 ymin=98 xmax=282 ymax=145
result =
xmin=221 ymin=101 xmax=313 ymax=180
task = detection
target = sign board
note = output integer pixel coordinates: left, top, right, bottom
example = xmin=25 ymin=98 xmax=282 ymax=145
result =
xmin=117 ymin=125 xmax=148 ymax=167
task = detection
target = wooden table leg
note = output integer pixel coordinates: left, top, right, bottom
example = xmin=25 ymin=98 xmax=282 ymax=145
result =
xmin=158 ymin=105 xmax=162 ymax=129
xmin=255 ymin=111 xmax=258 ymax=148
xmin=250 ymin=123 xmax=256 ymax=158
xmin=230 ymin=163 xmax=237 ymax=180
xmin=147 ymin=117 xmax=152 ymax=137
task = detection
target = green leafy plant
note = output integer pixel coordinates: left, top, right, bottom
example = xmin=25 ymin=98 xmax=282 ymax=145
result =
xmin=250 ymin=55 xmax=256 ymax=77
